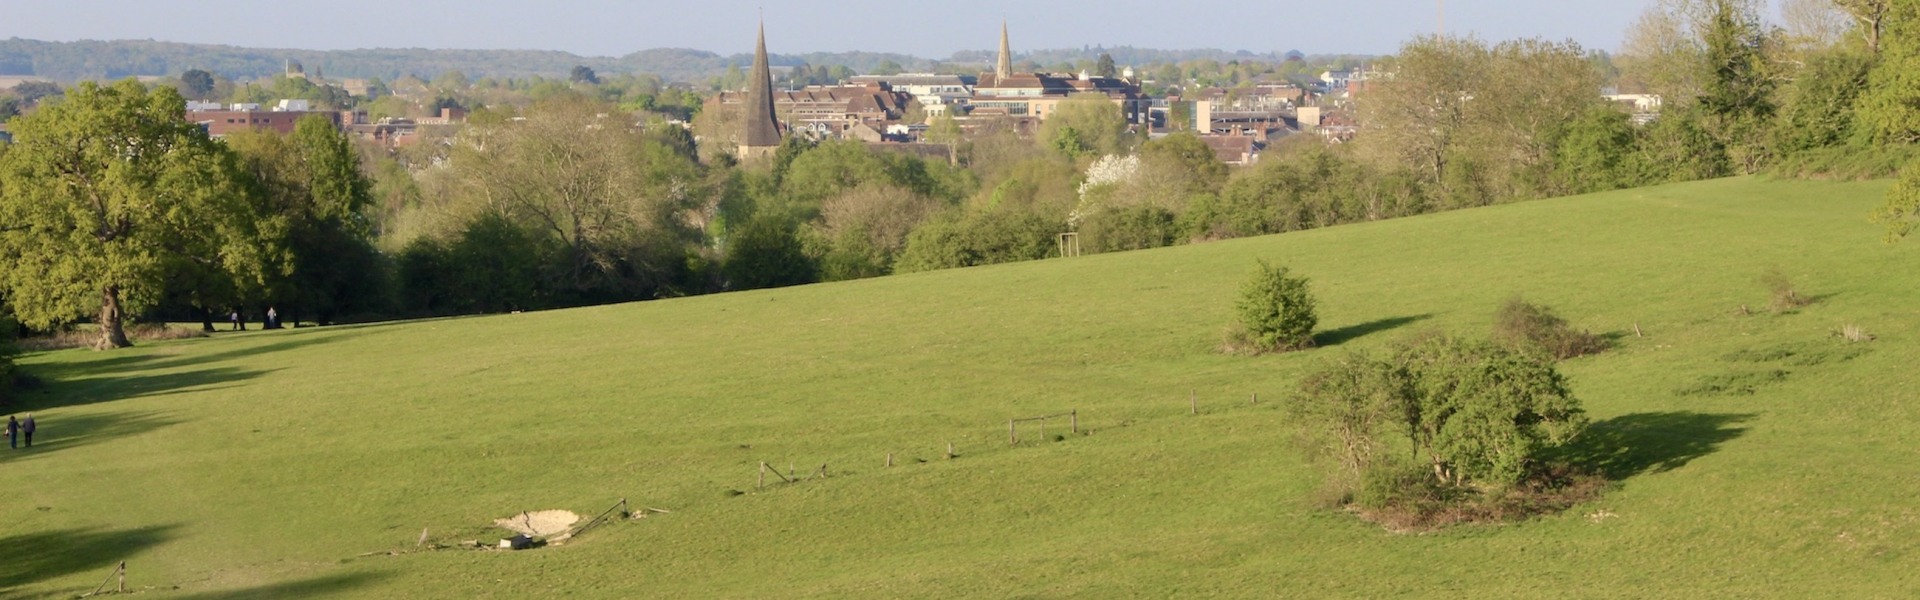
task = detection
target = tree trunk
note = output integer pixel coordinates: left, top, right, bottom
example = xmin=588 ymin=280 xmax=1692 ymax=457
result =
xmin=200 ymin=306 xmax=216 ymax=333
xmin=96 ymin=286 xmax=132 ymax=350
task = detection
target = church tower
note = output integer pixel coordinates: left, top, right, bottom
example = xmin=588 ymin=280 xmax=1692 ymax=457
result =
xmin=995 ymin=21 xmax=1014 ymax=80
xmin=739 ymin=21 xmax=783 ymax=160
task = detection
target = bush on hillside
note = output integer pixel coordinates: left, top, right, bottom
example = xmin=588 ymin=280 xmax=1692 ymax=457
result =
xmin=1287 ymin=333 xmax=1592 ymax=528
xmin=1491 ymin=297 xmax=1607 ymax=359
xmin=724 ymin=213 xmax=818 ymax=291
xmin=1228 ymin=260 xmax=1318 ymax=354
xmin=1081 ymin=204 xmax=1178 ymax=253
xmin=894 ymin=210 xmax=1058 ymax=273
xmin=1873 ymin=157 xmax=1920 ymax=241
xmin=1759 ymin=268 xmax=1811 ymax=313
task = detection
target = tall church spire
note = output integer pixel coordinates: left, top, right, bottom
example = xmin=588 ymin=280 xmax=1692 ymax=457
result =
xmin=742 ymin=20 xmax=782 ymax=152
xmin=995 ymin=21 xmax=1013 ymax=80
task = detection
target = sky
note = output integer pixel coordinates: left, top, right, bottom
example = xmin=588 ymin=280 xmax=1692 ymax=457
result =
xmin=6 ymin=0 xmax=1665 ymax=58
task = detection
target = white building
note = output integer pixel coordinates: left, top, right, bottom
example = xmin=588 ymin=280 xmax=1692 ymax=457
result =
xmin=1603 ymin=93 xmax=1663 ymax=113
xmin=848 ymin=73 xmax=974 ymax=115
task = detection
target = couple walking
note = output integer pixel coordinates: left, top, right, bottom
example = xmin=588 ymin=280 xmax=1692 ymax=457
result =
xmin=5 ymin=414 xmax=33 ymax=449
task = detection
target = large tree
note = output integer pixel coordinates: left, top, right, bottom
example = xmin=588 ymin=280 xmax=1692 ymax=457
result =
xmin=1833 ymin=0 xmax=1893 ymax=53
xmin=1037 ymin=94 xmax=1131 ymax=159
xmin=180 ymin=69 xmax=216 ymax=100
xmin=444 ymin=98 xmax=705 ymax=301
xmin=0 ymin=80 xmax=267 ymax=349
xmin=227 ymin=115 xmax=383 ymax=325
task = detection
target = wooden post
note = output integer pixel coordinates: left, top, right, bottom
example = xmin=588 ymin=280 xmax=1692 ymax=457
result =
xmin=1039 ymin=419 xmax=1045 ymax=440
xmin=1010 ymin=419 xmax=1017 ymax=445
xmin=1251 ymin=392 xmax=1257 ymax=405
xmin=758 ymin=462 xmax=765 ymax=489
xmin=418 ymin=527 xmax=430 ymax=547
xmin=1191 ymin=389 xmax=1197 ymax=415
xmin=947 ymin=442 xmax=954 ymax=459
xmin=118 ymin=561 xmax=125 ymax=593
xmin=887 ymin=452 xmax=893 ymax=467
xmin=1071 ymin=410 xmax=1079 ymax=434
xmin=1634 ymin=323 xmax=1644 ymax=338
xmin=789 ymin=461 xmax=794 ymax=480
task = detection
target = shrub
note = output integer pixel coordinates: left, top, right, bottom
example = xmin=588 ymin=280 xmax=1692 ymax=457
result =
xmin=723 ymin=214 xmax=818 ymax=290
xmin=1873 ymin=157 xmax=1920 ymax=240
xmin=894 ymin=210 xmax=1058 ymax=273
xmin=1081 ymin=204 xmax=1178 ymax=252
xmin=1491 ymin=297 xmax=1607 ymax=359
xmin=1759 ymin=268 xmax=1810 ymax=312
xmin=1230 ymin=260 xmax=1317 ymax=353
xmin=1288 ymin=333 xmax=1590 ymax=527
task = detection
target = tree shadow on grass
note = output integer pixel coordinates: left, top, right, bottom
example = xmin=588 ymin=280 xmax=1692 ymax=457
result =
xmin=124 ymin=329 xmax=373 ymax=373
xmin=20 ymin=328 xmax=371 ymax=386
xmin=1315 ymin=314 xmax=1434 ymax=347
xmin=1555 ymin=412 xmax=1756 ymax=480
xmin=10 ymin=366 xmax=273 ymax=413
xmin=173 ymin=571 xmax=391 ymax=600
xmin=0 ymin=524 xmax=176 ymax=597
xmin=0 ymin=410 xmax=179 ymax=465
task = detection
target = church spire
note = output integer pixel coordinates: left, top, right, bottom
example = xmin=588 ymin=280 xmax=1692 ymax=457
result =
xmin=743 ymin=20 xmax=782 ymax=151
xmin=996 ymin=21 xmax=1013 ymax=80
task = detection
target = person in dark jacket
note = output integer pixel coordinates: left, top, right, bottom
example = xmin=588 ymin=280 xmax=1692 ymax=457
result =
xmin=5 ymin=416 xmax=16 ymax=449
xmin=20 ymin=414 xmax=32 ymax=447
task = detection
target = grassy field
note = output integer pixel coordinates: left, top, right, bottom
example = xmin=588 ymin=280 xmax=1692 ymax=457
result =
xmin=3 ymin=176 xmax=1916 ymax=598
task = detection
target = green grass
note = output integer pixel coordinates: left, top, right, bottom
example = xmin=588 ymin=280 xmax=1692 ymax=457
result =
xmin=4 ymin=177 xmax=1917 ymax=598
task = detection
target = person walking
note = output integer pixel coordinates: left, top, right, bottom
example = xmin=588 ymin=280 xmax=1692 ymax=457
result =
xmin=20 ymin=414 xmax=33 ymax=448
xmin=5 ymin=416 xmax=16 ymax=449
xmin=266 ymin=307 xmax=279 ymax=329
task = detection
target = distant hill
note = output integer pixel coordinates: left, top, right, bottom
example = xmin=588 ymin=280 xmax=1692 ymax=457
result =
xmin=0 ymin=38 xmax=1364 ymax=84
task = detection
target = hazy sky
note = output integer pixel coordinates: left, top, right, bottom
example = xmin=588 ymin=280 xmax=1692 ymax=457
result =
xmin=8 ymin=0 xmax=1664 ymax=57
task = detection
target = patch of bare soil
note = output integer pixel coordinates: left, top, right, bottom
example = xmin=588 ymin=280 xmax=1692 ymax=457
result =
xmin=494 ymin=510 xmax=580 ymax=538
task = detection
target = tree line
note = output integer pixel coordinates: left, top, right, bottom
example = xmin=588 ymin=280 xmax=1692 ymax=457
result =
xmin=6 ymin=0 xmax=1919 ymax=355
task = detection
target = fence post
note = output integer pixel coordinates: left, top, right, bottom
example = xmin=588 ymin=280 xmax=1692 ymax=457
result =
xmin=887 ymin=452 xmax=893 ymax=468
xmin=1251 ymin=392 xmax=1257 ymax=405
xmin=1191 ymin=389 xmax=1197 ymax=415
xmin=1009 ymin=419 xmax=1017 ymax=445
xmin=1071 ymin=410 xmax=1079 ymax=434
xmin=947 ymin=441 xmax=954 ymax=459
xmin=758 ymin=462 xmax=765 ymax=489
xmin=118 ymin=561 xmax=125 ymax=593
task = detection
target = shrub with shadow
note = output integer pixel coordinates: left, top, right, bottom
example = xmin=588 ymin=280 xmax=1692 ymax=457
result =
xmin=1552 ymin=412 xmax=1755 ymax=480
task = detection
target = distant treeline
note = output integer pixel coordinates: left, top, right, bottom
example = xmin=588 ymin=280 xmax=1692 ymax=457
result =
xmin=0 ymin=38 xmax=1358 ymax=84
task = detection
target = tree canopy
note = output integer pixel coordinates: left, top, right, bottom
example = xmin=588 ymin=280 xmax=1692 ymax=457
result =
xmin=0 ymin=80 xmax=270 ymax=348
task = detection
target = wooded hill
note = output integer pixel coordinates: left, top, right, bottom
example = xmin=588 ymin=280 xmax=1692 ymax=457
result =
xmin=0 ymin=38 xmax=1343 ymax=83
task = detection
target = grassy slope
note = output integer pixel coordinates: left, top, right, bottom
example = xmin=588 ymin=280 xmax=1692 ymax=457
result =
xmin=3 ymin=177 xmax=1916 ymax=599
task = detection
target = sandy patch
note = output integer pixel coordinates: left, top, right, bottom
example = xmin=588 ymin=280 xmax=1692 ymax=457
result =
xmin=494 ymin=510 xmax=580 ymax=537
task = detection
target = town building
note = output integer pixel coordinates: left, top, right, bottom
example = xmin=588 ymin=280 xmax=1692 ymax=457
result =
xmin=848 ymin=73 xmax=973 ymax=115
xmin=968 ymin=23 xmax=1148 ymax=124
xmin=185 ymin=102 xmax=343 ymax=137
xmin=738 ymin=22 xmax=784 ymax=160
